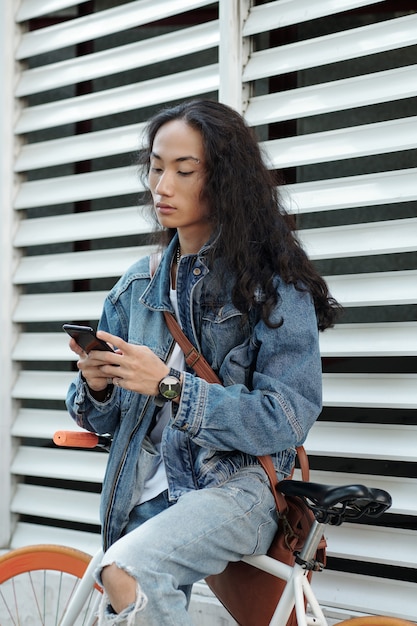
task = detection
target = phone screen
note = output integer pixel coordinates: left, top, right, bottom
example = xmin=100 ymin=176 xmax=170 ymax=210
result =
xmin=62 ymin=324 xmax=114 ymax=353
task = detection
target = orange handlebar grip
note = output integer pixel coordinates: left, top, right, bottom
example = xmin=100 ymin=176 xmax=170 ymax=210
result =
xmin=53 ymin=431 xmax=99 ymax=448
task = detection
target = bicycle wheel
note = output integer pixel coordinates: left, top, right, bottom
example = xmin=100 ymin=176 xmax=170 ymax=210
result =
xmin=338 ymin=617 xmax=416 ymax=625
xmin=0 ymin=544 xmax=102 ymax=625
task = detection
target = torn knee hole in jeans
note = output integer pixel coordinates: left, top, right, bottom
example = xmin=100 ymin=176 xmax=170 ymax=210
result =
xmin=97 ymin=562 xmax=148 ymax=625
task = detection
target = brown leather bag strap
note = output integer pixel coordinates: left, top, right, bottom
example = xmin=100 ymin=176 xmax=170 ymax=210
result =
xmin=295 ymin=445 xmax=310 ymax=482
xmin=163 ymin=311 xmax=222 ymax=385
xmin=258 ymin=455 xmax=288 ymax=514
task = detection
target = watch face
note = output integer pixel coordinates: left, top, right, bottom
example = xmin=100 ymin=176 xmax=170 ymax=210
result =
xmin=159 ymin=375 xmax=181 ymax=400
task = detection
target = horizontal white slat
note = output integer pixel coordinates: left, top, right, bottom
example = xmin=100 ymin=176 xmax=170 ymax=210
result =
xmin=13 ymin=245 xmax=155 ymax=284
xmin=15 ymin=64 xmax=218 ymax=134
xmin=246 ymin=65 xmax=417 ymax=126
xmin=243 ymin=0 xmax=384 ymax=36
xmin=319 ymin=322 xmax=417 ymax=357
xmin=15 ymin=123 xmax=145 ymax=172
xmin=323 ymin=374 xmax=417 ymax=410
xmin=16 ymin=0 xmax=88 ymax=22
xmin=11 ymin=368 xmax=417 ymax=410
xmin=14 ymin=207 xmax=152 ymax=246
xmin=307 ymin=422 xmax=417 ymax=462
xmin=11 ymin=484 xmax=100 ymax=526
xmin=11 ymin=446 xmax=106 ymax=483
xmin=12 ymin=371 xmax=76 ymax=400
xmin=285 ymin=168 xmax=417 ymax=213
xmin=264 ymin=117 xmax=417 ymax=169
xmin=16 ymin=0 xmax=213 ymax=58
xmin=13 ymin=291 xmax=107 ymax=323
xmin=305 ymin=470 xmax=417 ymax=517
xmin=17 ymin=21 xmax=219 ymax=96
xmin=326 ymin=524 xmax=417 ymax=569
xmin=244 ymin=14 xmax=417 ymax=81
xmin=313 ymin=569 xmax=417 ymax=621
xmin=12 ymin=268 xmax=415 ymax=324
xmin=13 ymin=333 xmax=79 ymax=361
xmin=15 ymin=166 xmax=141 ymax=209
xmin=299 ymin=217 xmax=417 ymax=259
xmin=11 ymin=408 xmax=76 ymax=438
xmin=12 ymin=322 xmax=417 ymax=362
xmin=10 ymin=522 xmax=101 ymax=554
xmin=15 ymin=166 xmax=417 ymax=215
xmin=326 ymin=269 xmax=417 ymax=307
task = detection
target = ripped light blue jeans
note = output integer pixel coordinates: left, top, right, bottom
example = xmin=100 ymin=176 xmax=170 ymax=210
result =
xmin=95 ymin=467 xmax=279 ymax=626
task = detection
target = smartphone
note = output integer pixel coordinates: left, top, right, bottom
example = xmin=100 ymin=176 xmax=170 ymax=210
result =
xmin=62 ymin=324 xmax=114 ymax=353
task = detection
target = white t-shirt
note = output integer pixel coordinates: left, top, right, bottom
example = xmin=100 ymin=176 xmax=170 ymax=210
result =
xmin=138 ymin=288 xmax=185 ymax=504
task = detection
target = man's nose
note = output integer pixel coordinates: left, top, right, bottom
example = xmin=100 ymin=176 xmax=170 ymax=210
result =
xmin=155 ymin=171 xmax=174 ymax=196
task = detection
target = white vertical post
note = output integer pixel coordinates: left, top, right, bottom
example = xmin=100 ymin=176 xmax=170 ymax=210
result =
xmin=218 ymin=0 xmax=251 ymax=114
xmin=0 ymin=0 xmax=21 ymax=549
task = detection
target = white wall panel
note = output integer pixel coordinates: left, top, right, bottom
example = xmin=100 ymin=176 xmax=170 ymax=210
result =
xmin=11 ymin=408 xmax=81 ymax=438
xmin=14 ymin=207 xmax=151 ymax=246
xmin=284 ymin=169 xmax=417 ymax=213
xmin=11 ymin=446 xmax=106 ymax=482
xmin=245 ymin=66 xmax=417 ymax=125
xmin=13 ymin=292 xmax=107 ymax=323
xmin=17 ymin=21 xmax=219 ymax=96
xmin=11 ymin=523 xmax=102 ymax=553
xmin=312 ymin=570 xmax=416 ymax=622
xmin=15 ymin=123 xmax=146 ymax=171
xmin=264 ymin=117 xmax=417 ymax=168
xmin=16 ymin=0 xmax=214 ymax=58
xmin=243 ymin=0 xmax=384 ymax=36
xmin=325 ymin=524 xmax=417 ymax=569
xmin=307 ymin=422 xmax=417 ymax=461
xmin=11 ymin=484 xmax=101 ymax=525
xmin=15 ymin=64 xmax=219 ymax=134
xmin=15 ymin=166 xmax=141 ymax=209
xmin=319 ymin=322 xmax=417 ymax=357
xmin=16 ymin=1 xmax=89 ymax=22
xmin=245 ymin=14 xmax=417 ymax=80
xmin=299 ymin=217 xmax=417 ymax=259
xmin=326 ymin=270 xmax=417 ymax=307
xmin=13 ymin=245 xmax=154 ymax=284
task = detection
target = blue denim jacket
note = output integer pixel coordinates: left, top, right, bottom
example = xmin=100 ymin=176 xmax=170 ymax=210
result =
xmin=66 ymin=236 xmax=322 ymax=549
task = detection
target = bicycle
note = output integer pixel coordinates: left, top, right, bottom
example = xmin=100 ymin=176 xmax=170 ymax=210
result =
xmin=0 ymin=431 xmax=415 ymax=626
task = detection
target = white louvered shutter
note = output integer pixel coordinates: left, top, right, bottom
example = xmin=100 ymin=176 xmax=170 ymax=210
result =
xmin=2 ymin=0 xmax=417 ymax=622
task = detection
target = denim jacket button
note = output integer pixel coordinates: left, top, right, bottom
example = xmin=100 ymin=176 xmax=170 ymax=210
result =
xmin=193 ymin=268 xmax=202 ymax=276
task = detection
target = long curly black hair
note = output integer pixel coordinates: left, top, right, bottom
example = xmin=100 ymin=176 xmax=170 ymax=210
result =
xmin=137 ymin=99 xmax=341 ymax=331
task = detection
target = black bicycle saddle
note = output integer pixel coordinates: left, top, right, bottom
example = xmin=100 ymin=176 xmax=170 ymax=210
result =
xmin=277 ymin=480 xmax=392 ymax=523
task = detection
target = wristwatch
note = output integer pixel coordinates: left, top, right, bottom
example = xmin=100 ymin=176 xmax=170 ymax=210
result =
xmin=156 ymin=368 xmax=182 ymax=405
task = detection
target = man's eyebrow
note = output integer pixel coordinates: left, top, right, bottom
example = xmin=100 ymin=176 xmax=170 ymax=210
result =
xmin=151 ymin=151 xmax=200 ymax=164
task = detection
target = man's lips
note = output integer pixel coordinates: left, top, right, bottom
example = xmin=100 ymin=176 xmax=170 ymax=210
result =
xmin=156 ymin=203 xmax=176 ymax=215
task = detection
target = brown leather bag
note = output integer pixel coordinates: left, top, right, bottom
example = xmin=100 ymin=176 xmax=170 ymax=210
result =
xmin=160 ymin=307 xmax=327 ymax=625
xmin=206 ymin=452 xmax=327 ymax=626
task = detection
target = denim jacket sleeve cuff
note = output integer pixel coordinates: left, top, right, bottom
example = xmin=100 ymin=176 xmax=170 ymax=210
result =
xmin=74 ymin=372 xmax=115 ymax=408
xmin=171 ymin=371 xmax=208 ymax=435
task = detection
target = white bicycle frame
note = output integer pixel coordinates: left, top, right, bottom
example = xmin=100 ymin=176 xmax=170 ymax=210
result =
xmin=60 ymin=548 xmax=104 ymax=626
xmin=242 ymin=553 xmax=327 ymax=626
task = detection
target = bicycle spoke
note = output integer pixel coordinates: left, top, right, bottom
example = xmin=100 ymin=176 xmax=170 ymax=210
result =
xmin=0 ymin=570 xmax=100 ymax=625
xmin=0 ymin=580 xmax=18 ymax=625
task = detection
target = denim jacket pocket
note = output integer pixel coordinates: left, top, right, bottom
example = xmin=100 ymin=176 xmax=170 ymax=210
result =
xmin=129 ymin=437 xmax=161 ymax=509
